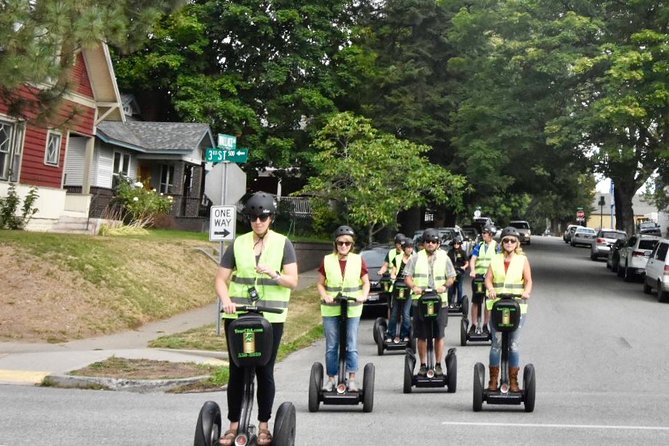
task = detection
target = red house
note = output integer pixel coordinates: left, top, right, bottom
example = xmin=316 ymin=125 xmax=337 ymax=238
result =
xmin=0 ymin=42 xmax=124 ymax=231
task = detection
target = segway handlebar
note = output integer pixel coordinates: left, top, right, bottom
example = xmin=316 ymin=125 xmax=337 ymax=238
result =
xmin=222 ymin=305 xmax=284 ymax=314
xmin=496 ymin=293 xmax=526 ymax=302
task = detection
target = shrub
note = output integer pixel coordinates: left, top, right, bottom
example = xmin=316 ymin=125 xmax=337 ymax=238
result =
xmin=0 ymin=182 xmax=39 ymax=229
xmin=113 ymin=175 xmax=173 ymax=227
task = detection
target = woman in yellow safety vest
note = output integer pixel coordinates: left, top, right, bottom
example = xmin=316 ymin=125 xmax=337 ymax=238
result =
xmin=215 ymin=192 xmax=298 ymax=446
xmin=317 ymin=225 xmax=370 ymax=393
xmin=484 ymin=226 xmax=533 ymax=393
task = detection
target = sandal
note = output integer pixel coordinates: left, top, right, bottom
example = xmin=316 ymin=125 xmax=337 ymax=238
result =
xmin=257 ymin=428 xmax=273 ymax=446
xmin=219 ymin=430 xmax=236 ymax=446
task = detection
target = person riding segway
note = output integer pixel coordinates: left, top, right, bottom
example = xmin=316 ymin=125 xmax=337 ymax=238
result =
xmin=403 ymin=228 xmax=457 ymax=393
xmin=309 ymin=225 xmax=375 ymax=412
xmin=467 ymin=224 xmax=498 ymax=336
xmin=446 ymin=236 xmax=468 ymax=315
xmin=210 ymin=192 xmax=299 ymax=446
xmin=473 ymin=226 xmax=535 ymax=412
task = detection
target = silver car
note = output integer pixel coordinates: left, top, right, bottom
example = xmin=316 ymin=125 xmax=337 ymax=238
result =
xmin=617 ymin=234 xmax=660 ymax=281
xmin=643 ymin=238 xmax=669 ymax=302
xmin=590 ymin=229 xmax=627 ymax=260
xmin=570 ymin=226 xmax=596 ymax=247
xmin=509 ymin=220 xmax=531 ymax=245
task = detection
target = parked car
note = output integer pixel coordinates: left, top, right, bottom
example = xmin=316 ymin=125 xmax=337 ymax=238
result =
xmin=617 ymin=234 xmax=660 ymax=281
xmin=509 ymin=220 xmax=531 ymax=245
xmin=563 ymin=224 xmax=579 ymax=243
xmin=461 ymin=225 xmax=480 ymax=255
xmin=590 ymin=229 xmax=627 ymax=260
xmin=570 ymin=226 xmax=596 ymax=247
xmin=643 ymin=238 xmax=669 ymax=302
xmin=606 ymin=238 xmax=626 ymax=272
xmin=360 ymin=245 xmax=391 ymax=317
xmin=639 ymin=221 xmax=662 ymax=237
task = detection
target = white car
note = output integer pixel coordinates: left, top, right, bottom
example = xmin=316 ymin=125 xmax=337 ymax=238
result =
xmin=570 ymin=227 xmax=596 ymax=247
xmin=617 ymin=234 xmax=660 ymax=281
xmin=643 ymin=238 xmax=669 ymax=302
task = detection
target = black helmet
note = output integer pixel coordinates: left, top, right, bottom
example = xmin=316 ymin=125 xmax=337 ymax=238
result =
xmin=451 ymin=236 xmax=463 ymax=245
xmin=244 ymin=192 xmax=276 ymax=217
xmin=482 ymin=224 xmax=495 ymax=234
xmin=334 ymin=225 xmax=356 ymax=239
xmin=500 ymin=226 xmax=520 ymax=240
xmin=401 ymin=238 xmax=414 ymax=248
xmin=422 ymin=228 xmax=440 ymax=243
xmin=394 ymin=233 xmax=406 ymax=244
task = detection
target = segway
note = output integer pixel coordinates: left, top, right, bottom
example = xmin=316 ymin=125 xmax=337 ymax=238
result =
xmin=373 ymin=277 xmax=413 ymax=355
xmin=472 ymin=294 xmax=536 ymax=412
xmin=194 ymin=305 xmax=296 ymax=446
xmin=447 ymin=267 xmax=466 ymax=316
xmin=461 ymin=275 xmax=492 ymax=345
xmin=403 ymin=290 xmax=457 ymax=394
xmin=309 ymin=294 xmax=375 ymax=412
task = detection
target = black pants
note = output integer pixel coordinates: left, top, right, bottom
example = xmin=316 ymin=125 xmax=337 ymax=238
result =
xmin=224 ymin=319 xmax=284 ymax=423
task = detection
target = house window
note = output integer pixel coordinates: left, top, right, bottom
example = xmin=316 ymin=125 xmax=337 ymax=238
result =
xmin=159 ymin=164 xmax=174 ymax=194
xmin=112 ymin=151 xmax=130 ymax=188
xmin=44 ymin=131 xmax=61 ymax=166
xmin=0 ymin=118 xmax=25 ymax=181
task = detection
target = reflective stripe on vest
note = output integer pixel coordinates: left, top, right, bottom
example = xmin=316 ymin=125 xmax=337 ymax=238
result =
xmin=474 ymin=240 xmax=498 ymax=275
xmin=225 ymin=230 xmax=291 ymax=323
xmin=321 ymin=253 xmax=363 ymax=318
xmin=486 ymin=253 xmax=528 ymax=314
xmin=411 ymin=250 xmax=448 ymax=303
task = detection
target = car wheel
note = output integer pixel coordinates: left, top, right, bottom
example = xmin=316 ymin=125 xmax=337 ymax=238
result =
xmin=623 ymin=263 xmax=633 ymax=282
xmin=643 ymin=278 xmax=652 ymax=294
xmin=617 ymin=262 xmax=624 ymax=278
xmin=658 ymin=281 xmax=669 ymax=303
xmin=590 ymin=251 xmax=597 ymax=261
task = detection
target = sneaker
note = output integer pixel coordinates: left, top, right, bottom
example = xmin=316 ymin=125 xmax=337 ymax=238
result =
xmin=418 ymin=364 xmax=428 ymax=376
xmin=468 ymin=325 xmax=477 ymax=336
xmin=434 ymin=364 xmax=443 ymax=376
xmin=385 ymin=337 xmax=393 ymax=343
xmin=347 ymin=380 xmax=358 ymax=392
xmin=322 ymin=379 xmax=335 ymax=392
xmin=393 ymin=337 xmax=400 ymax=344
xmin=402 ymin=337 xmax=410 ymax=342
xmin=482 ymin=325 xmax=490 ymax=336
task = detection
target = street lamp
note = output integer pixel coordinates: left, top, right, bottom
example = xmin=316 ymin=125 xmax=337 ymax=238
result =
xmin=598 ymin=195 xmax=606 ymax=228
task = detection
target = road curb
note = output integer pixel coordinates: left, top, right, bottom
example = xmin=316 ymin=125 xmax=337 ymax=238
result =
xmin=43 ymin=373 xmax=218 ymax=393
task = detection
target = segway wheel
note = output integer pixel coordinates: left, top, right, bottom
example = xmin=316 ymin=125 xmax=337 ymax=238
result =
xmin=461 ymin=296 xmax=469 ymax=319
xmin=373 ymin=317 xmax=385 ymax=343
xmin=362 ymin=363 xmax=375 ymax=413
xmin=460 ymin=319 xmax=468 ymax=346
xmin=272 ymin=401 xmax=296 ymax=446
xmin=375 ymin=324 xmax=385 ymax=356
xmin=194 ymin=401 xmax=221 ymax=446
xmin=523 ymin=364 xmax=536 ymax=413
xmin=403 ymin=353 xmax=413 ymax=394
xmin=446 ymin=348 xmax=457 ymax=393
xmin=308 ymin=362 xmax=323 ymax=413
xmin=473 ymin=363 xmax=485 ymax=412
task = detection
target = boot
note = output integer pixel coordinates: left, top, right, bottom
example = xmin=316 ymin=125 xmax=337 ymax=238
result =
xmin=509 ymin=367 xmax=520 ymax=392
xmin=487 ymin=366 xmax=499 ymax=391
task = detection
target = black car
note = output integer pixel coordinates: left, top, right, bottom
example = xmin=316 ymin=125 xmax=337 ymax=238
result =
xmin=606 ymin=238 xmax=626 ymax=272
xmin=360 ymin=245 xmax=392 ymax=317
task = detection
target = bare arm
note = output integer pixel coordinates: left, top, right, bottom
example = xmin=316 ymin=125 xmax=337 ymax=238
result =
xmin=469 ymin=255 xmax=478 ymax=277
xmin=522 ymin=259 xmax=533 ymax=299
xmin=484 ymin=266 xmax=496 ymax=299
xmin=358 ymin=274 xmax=371 ymax=302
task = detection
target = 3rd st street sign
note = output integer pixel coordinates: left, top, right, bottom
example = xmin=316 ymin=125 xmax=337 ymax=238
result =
xmin=209 ymin=205 xmax=236 ymax=242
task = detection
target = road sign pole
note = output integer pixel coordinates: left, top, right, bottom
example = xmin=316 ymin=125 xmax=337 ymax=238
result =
xmin=216 ymin=162 xmax=230 ymax=337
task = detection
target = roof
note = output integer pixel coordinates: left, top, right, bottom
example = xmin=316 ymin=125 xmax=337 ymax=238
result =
xmin=97 ymin=121 xmax=213 ymax=154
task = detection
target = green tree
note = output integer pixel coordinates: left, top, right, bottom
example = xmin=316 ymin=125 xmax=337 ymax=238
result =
xmin=296 ymin=112 xmax=468 ymax=244
xmin=0 ymin=0 xmax=182 ymax=121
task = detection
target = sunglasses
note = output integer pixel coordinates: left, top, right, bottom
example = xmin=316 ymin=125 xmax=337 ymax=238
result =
xmin=336 ymin=241 xmax=353 ymax=247
xmin=425 ymin=239 xmax=439 ymax=244
xmin=502 ymin=238 xmax=518 ymax=244
xmin=248 ymin=214 xmax=271 ymax=222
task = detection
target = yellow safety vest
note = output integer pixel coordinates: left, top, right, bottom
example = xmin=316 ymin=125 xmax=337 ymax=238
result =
xmin=321 ymin=253 xmax=364 ymax=318
xmin=410 ymin=249 xmax=449 ymax=303
xmin=474 ymin=240 xmax=497 ymax=275
xmin=486 ymin=253 xmax=528 ymax=314
xmin=388 ymin=248 xmax=402 ymax=268
xmin=225 ymin=230 xmax=291 ymax=323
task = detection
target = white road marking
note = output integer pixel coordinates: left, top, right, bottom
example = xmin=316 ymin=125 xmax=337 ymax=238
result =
xmin=441 ymin=421 xmax=669 ymax=431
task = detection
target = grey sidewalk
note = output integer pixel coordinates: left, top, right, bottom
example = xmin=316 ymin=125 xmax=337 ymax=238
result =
xmin=0 ymin=268 xmax=320 ymax=387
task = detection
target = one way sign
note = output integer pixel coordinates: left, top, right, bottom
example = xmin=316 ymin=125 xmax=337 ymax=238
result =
xmin=209 ymin=205 xmax=237 ymax=242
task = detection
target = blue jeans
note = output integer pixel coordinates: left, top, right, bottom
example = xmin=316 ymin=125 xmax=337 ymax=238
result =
xmin=448 ymin=277 xmax=464 ymax=305
xmin=323 ymin=316 xmax=360 ymax=377
xmin=489 ymin=314 xmax=526 ymax=368
xmin=387 ymin=297 xmax=412 ymax=338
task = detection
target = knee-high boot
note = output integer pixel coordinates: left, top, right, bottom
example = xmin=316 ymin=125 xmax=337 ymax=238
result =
xmin=487 ymin=366 xmax=499 ymax=391
xmin=509 ymin=367 xmax=520 ymax=393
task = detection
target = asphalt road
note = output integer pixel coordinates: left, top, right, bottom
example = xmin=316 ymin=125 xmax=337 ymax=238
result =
xmin=2 ymin=236 xmax=669 ymax=446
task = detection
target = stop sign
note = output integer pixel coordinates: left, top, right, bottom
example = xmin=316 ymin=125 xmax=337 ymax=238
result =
xmin=204 ymin=162 xmax=247 ymax=205
xmin=576 ymin=210 xmax=585 ymax=219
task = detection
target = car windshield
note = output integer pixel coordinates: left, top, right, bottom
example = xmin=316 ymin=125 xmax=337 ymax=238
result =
xmin=576 ymin=228 xmax=595 ymax=234
xmin=601 ymin=231 xmax=626 ymax=240
xmin=510 ymin=222 xmax=529 ymax=229
xmin=639 ymin=240 xmax=659 ymax=250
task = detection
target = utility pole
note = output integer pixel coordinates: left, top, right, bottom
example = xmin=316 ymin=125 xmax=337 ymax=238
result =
xmin=598 ymin=195 xmax=606 ymax=229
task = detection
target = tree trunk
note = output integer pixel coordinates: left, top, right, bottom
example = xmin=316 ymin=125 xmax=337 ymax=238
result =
xmin=613 ymin=182 xmax=638 ymax=235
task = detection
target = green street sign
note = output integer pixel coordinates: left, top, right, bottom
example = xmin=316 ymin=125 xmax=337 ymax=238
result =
xmin=217 ymin=133 xmax=237 ymax=149
xmin=206 ymin=147 xmax=249 ymax=164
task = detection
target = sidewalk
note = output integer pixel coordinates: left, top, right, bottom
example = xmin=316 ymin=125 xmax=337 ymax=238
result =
xmin=0 ymin=268 xmax=320 ymax=389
